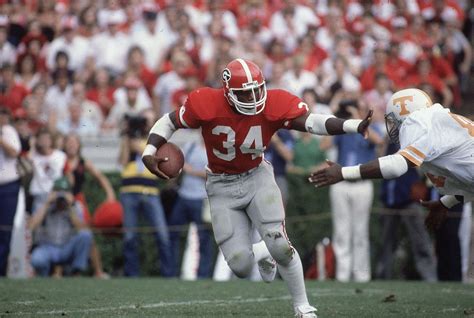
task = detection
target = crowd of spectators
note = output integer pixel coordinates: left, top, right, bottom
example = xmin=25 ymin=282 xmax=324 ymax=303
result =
xmin=0 ymin=0 xmax=473 ymax=280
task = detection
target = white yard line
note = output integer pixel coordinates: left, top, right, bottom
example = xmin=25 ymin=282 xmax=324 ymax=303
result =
xmin=10 ymin=295 xmax=292 ymax=316
xmin=10 ymin=288 xmax=386 ymax=316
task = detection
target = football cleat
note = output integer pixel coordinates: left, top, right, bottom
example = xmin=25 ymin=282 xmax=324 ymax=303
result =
xmin=294 ymin=304 xmax=318 ymax=318
xmin=257 ymin=256 xmax=277 ymax=283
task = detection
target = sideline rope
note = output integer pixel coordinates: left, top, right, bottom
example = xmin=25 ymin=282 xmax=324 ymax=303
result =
xmin=0 ymin=206 xmax=465 ymax=235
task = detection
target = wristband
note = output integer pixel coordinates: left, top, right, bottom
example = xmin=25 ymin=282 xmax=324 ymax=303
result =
xmin=342 ymin=119 xmax=362 ymax=133
xmin=341 ymin=165 xmax=361 ymax=180
xmin=439 ymin=195 xmax=460 ymax=209
xmin=142 ymin=144 xmax=157 ymax=158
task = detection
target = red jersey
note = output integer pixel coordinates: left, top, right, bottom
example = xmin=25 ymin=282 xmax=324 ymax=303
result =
xmin=176 ymin=88 xmax=307 ymax=174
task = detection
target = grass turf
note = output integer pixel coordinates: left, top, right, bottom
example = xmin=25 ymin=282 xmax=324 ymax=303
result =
xmin=0 ymin=279 xmax=473 ymax=317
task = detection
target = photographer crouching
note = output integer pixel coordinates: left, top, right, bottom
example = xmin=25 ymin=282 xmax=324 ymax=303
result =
xmin=28 ymin=177 xmax=92 ymax=277
xmin=119 ymin=109 xmax=172 ymax=277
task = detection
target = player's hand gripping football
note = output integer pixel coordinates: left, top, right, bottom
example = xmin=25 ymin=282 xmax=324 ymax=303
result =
xmin=308 ymin=160 xmax=343 ymax=188
xmin=142 ymin=155 xmax=170 ymax=180
xmin=421 ymin=199 xmax=449 ymax=231
xmin=357 ymin=109 xmax=373 ymax=139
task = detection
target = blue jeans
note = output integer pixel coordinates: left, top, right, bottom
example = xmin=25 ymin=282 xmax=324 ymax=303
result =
xmin=121 ymin=192 xmax=172 ymax=277
xmin=30 ymin=230 xmax=93 ymax=276
xmin=169 ymin=196 xmax=213 ymax=278
xmin=0 ymin=180 xmax=20 ymax=276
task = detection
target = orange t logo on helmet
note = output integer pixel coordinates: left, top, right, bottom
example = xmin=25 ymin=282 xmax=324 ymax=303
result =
xmin=393 ymin=95 xmax=413 ymax=116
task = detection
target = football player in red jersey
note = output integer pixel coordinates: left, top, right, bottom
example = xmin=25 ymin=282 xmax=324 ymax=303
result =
xmin=142 ymin=59 xmax=372 ymax=318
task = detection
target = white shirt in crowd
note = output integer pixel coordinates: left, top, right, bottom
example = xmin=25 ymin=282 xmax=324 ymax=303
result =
xmin=44 ymin=84 xmax=73 ymax=125
xmin=90 ymin=30 xmax=131 ymax=75
xmin=0 ymin=125 xmax=21 ymax=184
xmin=46 ymin=35 xmax=91 ymax=71
xmin=270 ymin=5 xmax=320 ymax=51
xmin=281 ymin=69 xmax=318 ymax=98
xmin=29 ymin=149 xmax=66 ymax=196
xmin=153 ymin=71 xmax=185 ymax=117
xmin=105 ymin=87 xmax=152 ymax=127
xmin=97 ymin=8 xmax=127 ymax=29
xmin=130 ymin=23 xmax=176 ymax=71
xmin=320 ymin=70 xmax=361 ymax=94
xmin=57 ymin=116 xmax=98 ymax=137
xmin=80 ymin=99 xmax=104 ymax=129
xmin=200 ymin=9 xmax=239 ymax=40
xmin=0 ymin=41 xmax=16 ymax=66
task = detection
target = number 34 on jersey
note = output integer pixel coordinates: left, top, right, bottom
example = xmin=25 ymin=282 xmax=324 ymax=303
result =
xmin=212 ymin=125 xmax=264 ymax=161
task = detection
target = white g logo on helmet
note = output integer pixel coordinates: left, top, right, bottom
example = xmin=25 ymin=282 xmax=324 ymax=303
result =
xmin=222 ymin=68 xmax=231 ymax=83
xmin=385 ymin=88 xmax=433 ymax=144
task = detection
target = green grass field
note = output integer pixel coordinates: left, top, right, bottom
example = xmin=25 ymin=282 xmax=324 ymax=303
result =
xmin=0 ymin=279 xmax=473 ymax=317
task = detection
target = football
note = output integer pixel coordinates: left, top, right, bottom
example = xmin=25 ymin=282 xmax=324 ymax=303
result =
xmin=156 ymin=142 xmax=185 ymax=178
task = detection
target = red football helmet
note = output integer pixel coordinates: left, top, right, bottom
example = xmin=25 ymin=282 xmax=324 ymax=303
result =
xmin=222 ymin=58 xmax=267 ymax=115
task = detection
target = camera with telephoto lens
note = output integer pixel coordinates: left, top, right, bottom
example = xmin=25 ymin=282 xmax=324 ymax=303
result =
xmin=53 ymin=191 xmax=72 ymax=211
xmin=52 ymin=177 xmax=72 ymax=210
xmin=56 ymin=191 xmax=69 ymax=205
xmin=122 ymin=114 xmax=148 ymax=138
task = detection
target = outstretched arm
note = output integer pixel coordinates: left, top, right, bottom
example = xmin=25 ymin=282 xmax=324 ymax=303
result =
xmin=308 ymin=153 xmax=414 ymax=187
xmin=141 ymin=111 xmax=180 ymax=179
xmin=85 ymin=160 xmax=116 ymax=201
xmin=422 ymin=195 xmax=464 ymax=231
xmin=289 ymin=110 xmax=373 ymax=138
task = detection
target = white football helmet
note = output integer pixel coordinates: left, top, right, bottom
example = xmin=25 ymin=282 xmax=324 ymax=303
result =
xmin=385 ymin=88 xmax=433 ymax=144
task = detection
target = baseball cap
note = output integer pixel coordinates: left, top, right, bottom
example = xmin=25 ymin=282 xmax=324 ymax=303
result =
xmin=107 ymin=11 xmax=127 ymax=25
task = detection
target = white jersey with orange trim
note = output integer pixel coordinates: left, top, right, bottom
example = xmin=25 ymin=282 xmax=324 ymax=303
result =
xmin=398 ymin=103 xmax=474 ymax=201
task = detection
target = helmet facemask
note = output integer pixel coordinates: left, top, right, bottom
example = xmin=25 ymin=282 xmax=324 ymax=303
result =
xmin=227 ymin=81 xmax=267 ymax=115
xmin=385 ymin=112 xmax=402 ymax=145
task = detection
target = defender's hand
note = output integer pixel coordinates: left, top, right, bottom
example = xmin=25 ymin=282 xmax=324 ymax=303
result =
xmin=308 ymin=160 xmax=343 ymax=188
xmin=421 ymin=199 xmax=448 ymax=231
xmin=142 ymin=155 xmax=170 ymax=180
xmin=357 ymin=109 xmax=373 ymax=139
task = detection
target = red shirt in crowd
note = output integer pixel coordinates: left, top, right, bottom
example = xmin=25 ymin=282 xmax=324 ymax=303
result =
xmin=360 ymin=63 xmax=405 ymax=92
xmin=406 ymin=72 xmax=446 ymax=94
xmin=0 ymin=83 xmax=29 ymax=113
xmin=138 ymin=65 xmax=157 ymax=97
xmin=86 ymin=87 xmax=116 ymax=117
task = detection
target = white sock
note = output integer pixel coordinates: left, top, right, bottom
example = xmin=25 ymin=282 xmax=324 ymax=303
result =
xmin=277 ymin=249 xmax=310 ymax=307
xmin=253 ymin=240 xmax=271 ymax=262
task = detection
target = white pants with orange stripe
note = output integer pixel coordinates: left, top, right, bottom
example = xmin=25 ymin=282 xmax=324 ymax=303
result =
xmin=330 ymin=180 xmax=373 ymax=282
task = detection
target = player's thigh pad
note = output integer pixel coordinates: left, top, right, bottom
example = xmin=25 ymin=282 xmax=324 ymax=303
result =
xmin=247 ymin=162 xmax=285 ymax=223
xmin=205 ymin=177 xmax=237 ymax=245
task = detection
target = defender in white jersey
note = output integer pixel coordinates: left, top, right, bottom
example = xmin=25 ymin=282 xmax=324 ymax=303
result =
xmin=309 ymin=88 xmax=474 ymax=230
